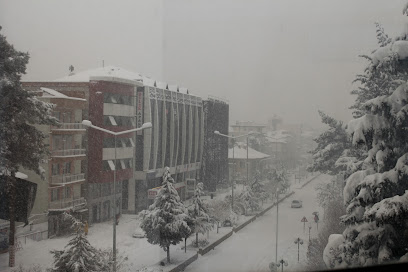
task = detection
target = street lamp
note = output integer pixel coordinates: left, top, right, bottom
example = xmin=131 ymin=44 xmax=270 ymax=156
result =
xmin=276 ymin=259 xmax=288 ymax=272
xmin=82 ymin=120 xmax=152 ymax=271
xmin=214 ymin=130 xmax=258 ymax=209
xmin=257 ymin=133 xmax=288 ymax=263
xmin=294 ymin=237 xmax=304 ymax=262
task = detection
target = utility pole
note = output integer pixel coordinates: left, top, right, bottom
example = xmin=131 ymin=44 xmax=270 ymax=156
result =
xmin=246 ymin=136 xmax=249 ymax=188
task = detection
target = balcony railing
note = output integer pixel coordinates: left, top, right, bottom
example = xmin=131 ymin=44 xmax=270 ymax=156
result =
xmin=49 ymin=197 xmax=86 ymax=211
xmin=51 ymin=149 xmax=86 ymax=157
xmin=50 ymin=173 xmax=85 ymax=185
xmin=52 ymin=123 xmax=85 ymax=131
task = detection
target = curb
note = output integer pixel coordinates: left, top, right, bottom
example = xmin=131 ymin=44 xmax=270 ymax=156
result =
xmin=299 ymin=173 xmax=321 ymax=189
xmin=166 ymin=253 xmax=199 ymax=272
xmin=198 ymin=230 xmax=234 ymax=255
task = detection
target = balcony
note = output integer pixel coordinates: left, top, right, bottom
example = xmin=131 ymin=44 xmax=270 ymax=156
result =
xmin=51 ymin=123 xmax=86 ymax=131
xmin=51 ymin=149 xmax=86 ymax=158
xmin=50 ymin=173 xmax=85 ymax=185
xmin=49 ymin=197 xmax=86 ymax=211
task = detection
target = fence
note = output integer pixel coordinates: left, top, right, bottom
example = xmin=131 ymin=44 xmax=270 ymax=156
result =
xmin=16 ymin=230 xmax=48 ymax=245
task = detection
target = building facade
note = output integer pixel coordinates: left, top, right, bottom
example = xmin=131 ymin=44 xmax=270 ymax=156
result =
xmin=21 ymin=86 xmax=88 ymax=237
xmin=200 ymin=96 xmax=229 ymax=192
xmin=24 ymin=66 xmax=207 ymax=223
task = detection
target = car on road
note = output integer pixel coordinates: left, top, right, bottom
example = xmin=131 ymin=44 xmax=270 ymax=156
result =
xmin=132 ymin=229 xmax=146 ymax=238
xmin=291 ymin=200 xmax=303 ymax=208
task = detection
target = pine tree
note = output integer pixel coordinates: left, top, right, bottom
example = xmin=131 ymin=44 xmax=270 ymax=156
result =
xmin=188 ymin=182 xmax=213 ymax=246
xmin=139 ymin=167 xmax=190 ymax=263
xmin=251 ymin=171 xmax=269 ymax=205
xmin=325 ymin=8 xmax=408 ymax=267
xmin=51 ymin=213 xmax=108 ymax=272
xmin=0 ymin=26 xmax=58 ymax=267
xmin=239 ymin=185 xmax=260 ymax=213
xmin=307 ymin=111 xmax=352 ymax=176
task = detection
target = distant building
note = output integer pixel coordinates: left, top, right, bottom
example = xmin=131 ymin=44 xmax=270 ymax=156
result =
xmin=230 ymin=121 xmax=267 ymax=136
xmin=229 ymin=143 xmax=270 ymax=184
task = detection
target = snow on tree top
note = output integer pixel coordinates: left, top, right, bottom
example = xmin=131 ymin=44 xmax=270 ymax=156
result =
xmin=372 ymin=40 xmax=408 ymax=66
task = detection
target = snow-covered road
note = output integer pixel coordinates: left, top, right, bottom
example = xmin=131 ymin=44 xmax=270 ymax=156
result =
xmin=184 ymin=174 xmax=330 ymax=272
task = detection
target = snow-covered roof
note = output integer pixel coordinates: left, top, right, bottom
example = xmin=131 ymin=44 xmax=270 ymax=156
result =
xmin=229 ymin=145 xmax=270 ymax=160
xmin=142 ymin=77 xmax=156 ymax=87
xmin=372 ymin=40 xmax=408 ymax=66
xmin=168 ymin=85 xmax=178 ymax=92
xmin=155 ymin=81 xmax=167 ymax=89
xmin=53 ymin=66 xmax=195 ymax=94
xmin=231 ymin=121 xmax=267 ymax=127
xmin=265 ymin=130 xmax=292 ymax=143
xmin=54 ymin=66 xmax=143 ymax=83
xmin=40 ymin=87 xmax=86 ymax=101
xmin=0 ymin=169 xmax=28 ymax=179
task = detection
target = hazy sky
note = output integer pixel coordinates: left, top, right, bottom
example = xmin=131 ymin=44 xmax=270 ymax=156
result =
xmin=1 ymin=0 xmax=407 ymax=128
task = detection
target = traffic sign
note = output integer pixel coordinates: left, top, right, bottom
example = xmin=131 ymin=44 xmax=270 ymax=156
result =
xmin=301 ymin=216 xmax=308 ymax=232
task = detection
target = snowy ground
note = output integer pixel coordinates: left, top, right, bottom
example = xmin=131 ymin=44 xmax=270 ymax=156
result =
xmin=0 ymin=173 xmax=324 ymax=272
xmin=183 ymin=174 xmax=328 ymax=272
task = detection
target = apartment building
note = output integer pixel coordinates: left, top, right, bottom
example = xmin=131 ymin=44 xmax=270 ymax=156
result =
xmin=20 ymin=87 xmax=88 ymax=237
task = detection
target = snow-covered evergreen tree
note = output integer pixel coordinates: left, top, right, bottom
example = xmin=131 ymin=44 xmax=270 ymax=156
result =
xmin=0 ymin=26 xmax=59 ymax=267
xmin=251 ymin=173 xmax=269 ymax=205
xmin=187 ymin=182 xmax=213 ymax=246
xmin=51 ymin=213 xmax=108 ymax=272
xmin=325 ymin=10 xmax=408 ymax=267
xmin=350 ymin=22 xmax=408 ymax=118
xmin=208 ymin=199 xmax=238 ymax=227
xmin=307 ymin=111 xmax=351 ymax=175
xmin=139 ymin=167 xmax=190 ymax=263
xmin=239 ymin=185 xmax=260 ymax=213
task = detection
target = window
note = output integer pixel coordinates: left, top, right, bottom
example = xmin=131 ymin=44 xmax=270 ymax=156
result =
xmin=103 ymin=93 xmax=133 ymax=106
xmin=52 ymin=163 xmax=59 ymax=176
xmin=62 ymin=162 xmax=71 ymax=174
xmin=51 ymin=188 xmax=59 ymax=201
xmin=108 ymin=160 xmax=116 ymax=171
xmin=103 ymin=137 xmax=134 ymax=148
xmin=63 ymin=186 xmax=71 ymax=198
xmin=108 ymin=116 xmax=117 ymax=126
xmin=103 ymin=116 xmax=135 ymax=127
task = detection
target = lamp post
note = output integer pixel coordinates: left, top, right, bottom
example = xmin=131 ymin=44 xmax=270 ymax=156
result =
xmin=214 ymin=131 xmax=257 ymax=210
xmin=294 ymin=237 xmax=304 ymax=262
xmin=257 ymin=133 xmax=289 ymax=263
xmin=277 ymin=259 xmax=288 ymax=272
xmin=82 ymin=120 xmax=152 ymax=271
